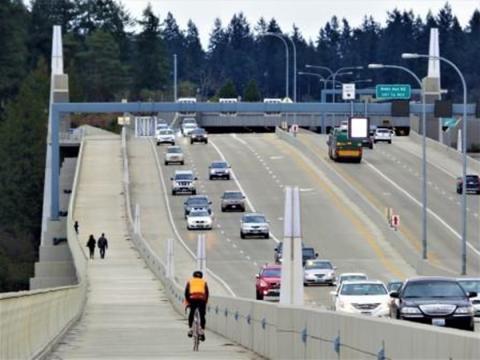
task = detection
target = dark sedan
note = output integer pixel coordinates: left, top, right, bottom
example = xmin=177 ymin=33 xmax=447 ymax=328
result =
xmin=456 ymin=174 xmax=480 ymax=194
xmin=390 ymin=277 xmax=476 ymax=331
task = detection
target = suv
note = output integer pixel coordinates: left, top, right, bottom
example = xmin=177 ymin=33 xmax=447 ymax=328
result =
xmin=209 ymin=161 xmax=231 ymax=180
xmin=255 ymin=264 xmax=281 ymax=300
xmin=184 ymin=195 xmax=212 ymax=218
xmin=274 ymin=241 xmax=305 ymax=264
xmin=240 ymin=213 xmax=270 ymax=239
xmin=390 ymin=276 xmax=476 ymax=331
xmin=221 ymin=191 xmax=245 ymax=212
xmin=182 ymin=123 xmax=197 ymax=136
xmin=373 ymin=128 xmax=393 ymax=144
xmin=170 ymin=170 xmax=197 ymax=195
xmin=190 ymin=128 xmax=208 ymax=144
xmin=164 ymin=146 xmax=184 ymax=165
xmin=156 ymin=128 xmax=175 ymax=145
xmin=456 ymin=175 xmax=480 ymax=194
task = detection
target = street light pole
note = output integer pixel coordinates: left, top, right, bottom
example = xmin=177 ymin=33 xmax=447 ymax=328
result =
xmin=332 ymin=66 xmax=364 ymax=103
xmin=369 ymin=64 xmax=427 ymax=261
xmin=173 ymin=54 xmax=177 ymax=101
xmin=262 ymin=32 xmax=289 ymax=99
xmin=402 ymin=53 xmax=469 ymax=275
xmin=305 ymin=65 xmax=333 ymax=101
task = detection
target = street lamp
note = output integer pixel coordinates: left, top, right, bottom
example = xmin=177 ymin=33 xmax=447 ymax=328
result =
xmin=332 ymin=66 xmax=364 ymax=103
xmin=261 ymin=32 xmax=289 ymax=99
xmin=298 ymin=72 xmax=353 ymax=101
xmin=402 ymin=53 xmax=469 ymax=275
xmin=368 ymin=63 xmax=427 ymax=262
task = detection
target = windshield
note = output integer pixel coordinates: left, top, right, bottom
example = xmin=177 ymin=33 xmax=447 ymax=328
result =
xmin=302 ymin=249 xmax=315 ymax=258
xmin=403 ymin=281 xmax=466 ymax=298
xmin=187 ymin=197 xmax=208 ymax=205
xmin=223 ymin=192 xmax=242 ymax=199
xmin=212 ymin=162 xmax=227 ymax=168
xmin=175 ymin=174 xmax=193 ymax=180
xmin=167 ymin=147 xmax=182 ymax=154
xmin=184 ymin=124 xmax=197 ymax=129
xmin=457 ymin=280 xmax=480 ymax=293
xmin=340 ymin=275 xmax=367 ymax=283
xmin=262 ymin=268 xmax=281 ymax=277
xmin=340 ymin=283 xmax=387 ymax=296
xmin=377 ymin=129 xmax=390 ymax=133
xmin=466 ymin=176 xmax=479 ymax=182
xmin=192 ymin=129 xmax=206 ymax=134
xmin=244 ymin=215 xmax=266 ymax=223
xmin=305 ymin=261 xmax=332 ymax=270
xmin=183 ymin=119 xmax=196 ymax=124
xmin=159 ymin=130 xmax=173 ymax=135
xmin=387 ymin=282 xmax=403 ymax=292
xmin=189 ymin=210 xmax=209 ymax=217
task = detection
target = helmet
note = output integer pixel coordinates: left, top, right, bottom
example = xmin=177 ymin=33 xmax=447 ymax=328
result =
xmin=193 ymin=270 xmax=203 ymax=278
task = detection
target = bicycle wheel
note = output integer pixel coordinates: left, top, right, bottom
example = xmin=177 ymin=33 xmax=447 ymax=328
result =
xmin=193 ymin=309 xmax=201 ymax=351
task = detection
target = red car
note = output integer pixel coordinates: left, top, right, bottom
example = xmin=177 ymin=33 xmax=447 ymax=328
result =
xmin=255 ymin=264 xmax=281 ymax=300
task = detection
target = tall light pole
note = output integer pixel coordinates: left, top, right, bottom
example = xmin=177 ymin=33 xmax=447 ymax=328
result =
xmin=285 ymin=36 xmax=297 ymax=102
xmin=261 ymin=32 xmax=289 ymax=99
xmin=369 ymin=63 xmax=428 ymax=261
xmin=402 ymin=53 xmax=469 ymax=275
xmin=173 ymin=54 xmax=177 ymax=101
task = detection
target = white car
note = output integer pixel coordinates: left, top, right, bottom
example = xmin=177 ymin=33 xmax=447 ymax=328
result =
xmin=240 ymin=213 xmax=269 ymax=239
xmin=182 ymin=118 xmax=197 ymax=126
xmin=186 ymin=209 xmax=213 ymax=230
xmin=164 ymin=146 xmax=184 ymax=165
xmin=156 ymin=128 xmax=175 ymax=145
xmin=182 ymin=123 xmax=198 ymax=136
xmin=304 ymin=259 xmax=336 ymax=286
xmin=458 ymin=278 xmax=480 ymax=317
xmin=373 ymin=128 xmax=393 ymax=144
xmin=331 ymin=280 xmax=390 ymax=317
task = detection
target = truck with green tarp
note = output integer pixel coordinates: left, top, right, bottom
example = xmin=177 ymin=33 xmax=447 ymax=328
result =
xmin=327 ymin=126 xmax=363 ymax=163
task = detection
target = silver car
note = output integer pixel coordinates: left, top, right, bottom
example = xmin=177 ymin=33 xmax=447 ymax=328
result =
xmin=221 ymin=191 xmax=245 ymax=212
xmin=304 ymin=260 xmax=336 ymax=286
xmin=240 ymin=213 xmax=269 ymax=239
xmin=164 ymin=146 xmax=184 ymax=165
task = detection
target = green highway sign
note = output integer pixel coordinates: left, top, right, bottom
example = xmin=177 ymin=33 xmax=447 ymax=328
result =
xmin=376 ymin=84 xmax=411 ymax=99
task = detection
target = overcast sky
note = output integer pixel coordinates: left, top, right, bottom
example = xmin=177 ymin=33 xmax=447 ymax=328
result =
xmin=120 ymin=0 xmax=479 ymax=48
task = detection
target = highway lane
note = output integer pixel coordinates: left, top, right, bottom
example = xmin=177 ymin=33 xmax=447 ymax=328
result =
xmin=296 ymin=132 xmax=480 ymax=276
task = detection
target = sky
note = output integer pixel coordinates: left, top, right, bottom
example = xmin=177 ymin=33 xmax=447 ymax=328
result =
xmin=120 ymin=0 xmax=479 ymax=48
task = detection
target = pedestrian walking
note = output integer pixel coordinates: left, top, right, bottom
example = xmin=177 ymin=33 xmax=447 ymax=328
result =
xmin=97 ymin=233 xmax=109 ymax=259
xmin=74 ymin=221 xmax=79 ymax=234
xmin=86 ymin=235 xmax=96 ymax=259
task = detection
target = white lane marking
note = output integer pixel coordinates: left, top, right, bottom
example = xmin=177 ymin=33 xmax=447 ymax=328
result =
xmin=233 ymin=243 xmax=237 ymax=248
xmin=220 ymin=230 xmax=225 ymax=234
xmin=231 ymin=133 xmax=247 ymax=145
xmin=299 ymin=188 xmax=314 ymax=192
xmin=246 ymin=255 xmax=251 ymax=260
xmin=226 ymin=238 xmax=231 ymax=242
xmin=253 ymin=262 xmax=258 ymax=266
xmin=211 ymin=137 xmax=281 ymax=244
xmin=240 ymin=250 xmax=244 ymax=254
xmin=366 ymin=160 xmax=480 ymax=256
xmin=149 ymin=139 xmax=236 ymax=296
xmin=474 ymin=213 xmax=479 ymax=218
xmin=270 ymin=156 xmax=284 ymax=160
xmin=272 ymin=174 xmax=277 ymax=179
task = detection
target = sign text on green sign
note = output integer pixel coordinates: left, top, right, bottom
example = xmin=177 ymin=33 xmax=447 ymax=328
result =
xmin=376 ymin=84 xmax=411 ymax=99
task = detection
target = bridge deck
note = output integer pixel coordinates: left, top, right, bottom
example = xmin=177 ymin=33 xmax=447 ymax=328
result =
xmin=48 ymin=132 xmax=254 ymax=359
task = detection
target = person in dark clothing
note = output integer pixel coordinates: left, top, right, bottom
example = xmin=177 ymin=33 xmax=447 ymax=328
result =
xmin=74 ymin=221 xmax=79 ymax=234
xmin=97 ymin=233 xmax=108 ymax=259
xmin=86 ymin=235 xmax=96 ymax=259
xmin=184 ymin=270 xmax=209 ymax=341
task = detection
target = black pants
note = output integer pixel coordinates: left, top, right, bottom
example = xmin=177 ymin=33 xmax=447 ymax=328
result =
xmin=88 ymin=247 xmax=95 ymax=259
xmin=99 ymin=247 xmax=106 ymax=259
xmin=188 ymin=300 xmax=206 ymax=329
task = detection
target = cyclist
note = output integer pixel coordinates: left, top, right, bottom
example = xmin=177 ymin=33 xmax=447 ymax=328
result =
xmin=184 ymin=270 xmax=209 ymax=341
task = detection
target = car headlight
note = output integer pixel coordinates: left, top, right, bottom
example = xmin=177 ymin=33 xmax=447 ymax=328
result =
xmin=455 ymin=306 xmax=474 ymax=315
xmin=259 ymin=280 xmax=268 ymax=288
xmin=400 ymin=306 xmax=421 ymax=315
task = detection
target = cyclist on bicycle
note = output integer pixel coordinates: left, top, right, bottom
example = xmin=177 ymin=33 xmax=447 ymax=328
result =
xmin=185 ymin=270 xmax=209 ymax=340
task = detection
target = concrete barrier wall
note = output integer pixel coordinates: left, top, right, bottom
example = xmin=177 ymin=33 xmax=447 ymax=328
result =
xmin=0 ymin=140 xmax=88 ymax=360
xmin=122 ymin=127 xmax=480 ymax=359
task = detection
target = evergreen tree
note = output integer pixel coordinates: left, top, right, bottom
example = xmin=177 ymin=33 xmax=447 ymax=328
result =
xmin=133 ymin=5 xmax=169 ymax=97
xmin=243 ymin=79 xmax=261 ymax=101
xmin=162 ymin=12 xmax=185 ymax=77
xmin=183 ymin=20 xmax=205 ymax=84
xmin=217 ymin=79 xmax=237 ymax=98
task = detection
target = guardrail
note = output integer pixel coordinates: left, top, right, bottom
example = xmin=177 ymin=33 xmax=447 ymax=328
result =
xmin=122 ymin=127 xmax=479 ymax=359
xmin=0 ymin=139 xmax=88 ymax=359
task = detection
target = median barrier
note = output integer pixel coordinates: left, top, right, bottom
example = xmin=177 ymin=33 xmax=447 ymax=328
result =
xmin=121 ymin=127 xmax=480 ymax=359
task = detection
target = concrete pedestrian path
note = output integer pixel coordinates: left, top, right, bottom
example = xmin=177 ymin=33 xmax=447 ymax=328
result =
xmin=48 ymin=133 xmax=255 ymax=359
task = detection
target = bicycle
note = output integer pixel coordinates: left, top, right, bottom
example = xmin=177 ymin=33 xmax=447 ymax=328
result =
xmin=186 ymin=305 xmax=202 ymax=351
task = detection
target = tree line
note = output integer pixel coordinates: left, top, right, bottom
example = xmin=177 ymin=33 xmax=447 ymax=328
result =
xmin=0 ymin=0 xmax=479 ymax=291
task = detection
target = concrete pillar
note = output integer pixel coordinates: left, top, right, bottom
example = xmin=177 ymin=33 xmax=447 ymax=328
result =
xmin=196 ymin=234 xmax=206 ymax=275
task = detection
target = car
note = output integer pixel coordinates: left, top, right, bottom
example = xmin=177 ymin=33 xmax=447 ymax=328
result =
xmin=457 ymin=278 xmax=480 ymax=317
xmin=186 ymin=209 xmax=213 ymax=230
xmin=156 ymin=128 xmax=175 ymax=145
xmin=331 ymin=280 xmax=390 ymax=317
xmin=184 ymin=195 xmax=212 ymax=218
xmin=389 ymin=276 xmax=476 ymax=331
xmin=373 ymin=128 xmax=393 ymax=144
xmin=155 ymin=122 xmax=169 ymax=134
xmin=221 ymin=191 xmax=245 ymax=212
xmin=337 ymin=272 xmax=368 ymax=286
xmin=240 ymin=213 xmax=269 ymax=239
xmin=303 ymin=259 xmax=336 ymax=286
xmin=171 ymin=170 xmax=197 ymax=195
xmin=456 ymin=175 xmax=480 ymax=194
xmin=190 ymin=128 xmax=208 ymax=144
xmin=386 ymin=280 xmax=403 ymax=293
xmin=182 ymin=123 xmax=198 ymax=136
xmin=274 ymin=241 xmax=305 ymax=264
xmin=164 ymin=146 xmax=184 ymax=165
xmin=302 ymin=247 xmax=319 ymax=265
xmin=182 ymin=117 xmax=197 ymax=127
xmin=255 ymin=264 xmax=281 ymax=300
xmin=361 ymin=134 xmax=374 ymax=149
xmin=209 ymin=161 xmax=231 ymax=180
